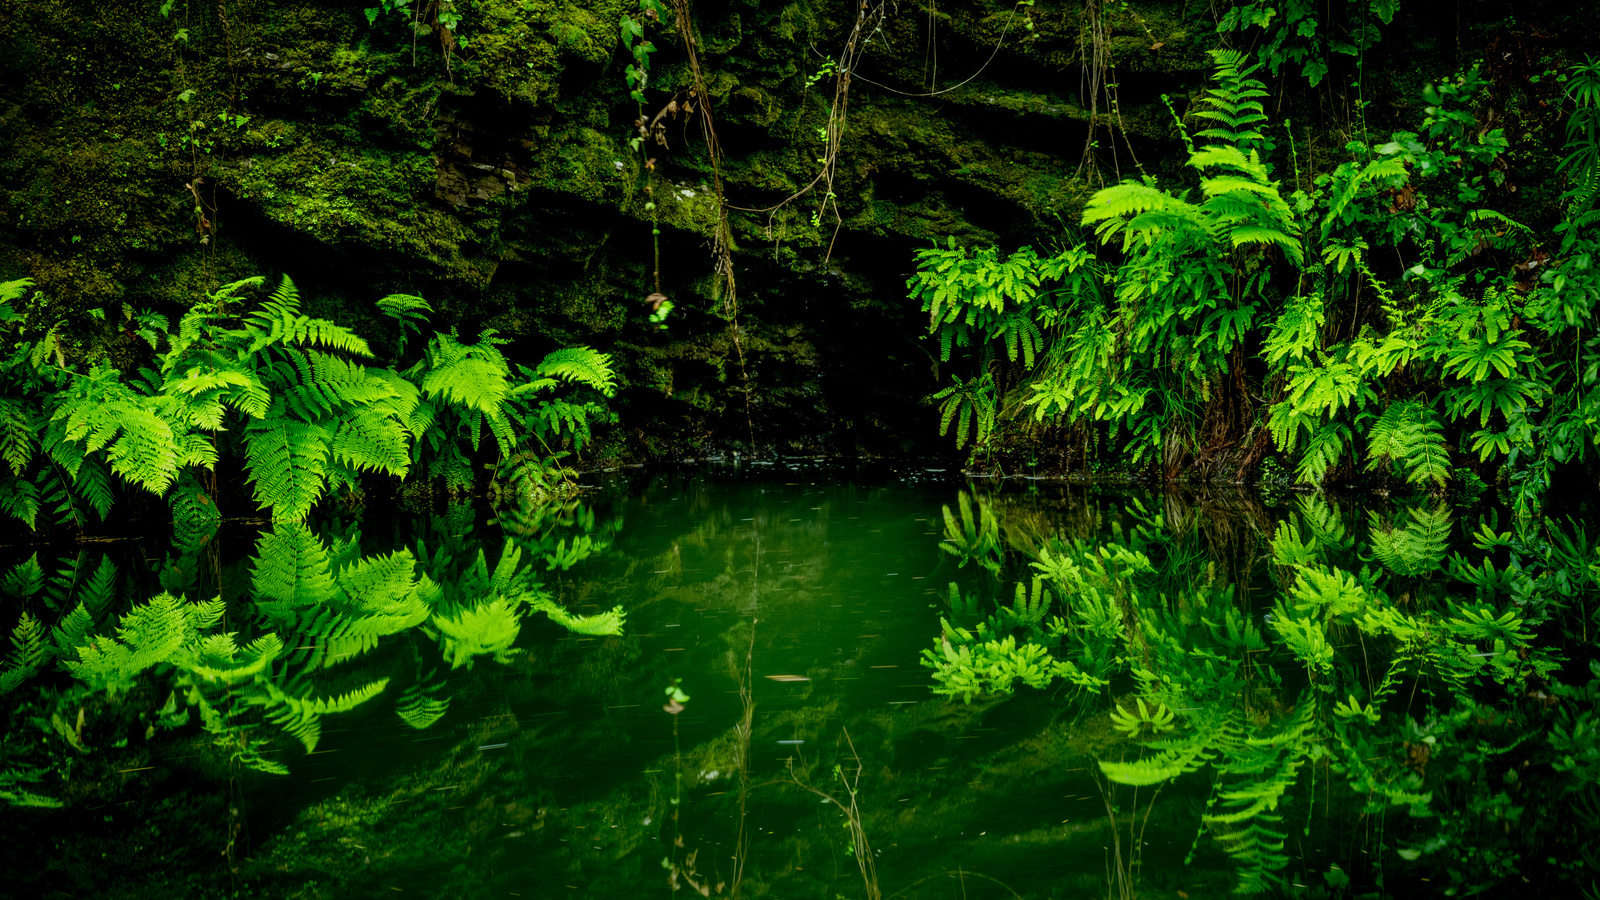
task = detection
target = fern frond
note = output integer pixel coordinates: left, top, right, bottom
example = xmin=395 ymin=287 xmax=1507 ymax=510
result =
xmin=1364 ymin=400 xmax=1450 ymax=488
xmin=260 ymin=677 xmax=389 ymax=751
xmin=174 ymin=632 xmax=284 ymax=684
xmin=1368 ymin=505 xmax=1452 ymax=577
xmin=529 ymin=597 xmax=626 ymax=636
xmin=376 ymin=293 xmax=432 ymax=328
xmin=243 ymin=417 xmax=333 ymax=520
xmin=66 ymin=593 xmax=196 ymax=695
xmin=251 ymin=522 xmax=339 ymax=620
xmin=431 ymin=597 xmax=524 ymax=669
xmin=0 ymin=478 xmax=39 ymax=529
xmin=0 ymin=396 xmax=35 ymax=475
xmin=1082 ymin=180 xmax=1194 ymax=242
xmin=245 ymin=276 xmax=372 ymax=356
xmin=396 ymin=678 xmax=450 ymax=730
xmin=0 ymin=555 xmax=44 ymax=599
xmin=532 ymin=347 xmax=617 ymax=397
xmin=52 ymin=602 xmax=95 ymax=657
xmin=331 ymin=406 xmax=411 ymax=477
xmin=0 ymin=613 xmax=47 ymax=694
xmin=422 ymin=355 xmax=509 ymax=415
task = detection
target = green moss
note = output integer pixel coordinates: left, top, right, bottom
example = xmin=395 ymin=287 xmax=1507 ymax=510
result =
xmin=458 ymin=0 xmax=630 ymax=102
xmin=227 ymin=138 xmax=478 ymax=279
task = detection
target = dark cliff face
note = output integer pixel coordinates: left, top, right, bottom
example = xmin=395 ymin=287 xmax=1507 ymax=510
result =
xmin=0 ymin=0 xmax=1582 ymax=459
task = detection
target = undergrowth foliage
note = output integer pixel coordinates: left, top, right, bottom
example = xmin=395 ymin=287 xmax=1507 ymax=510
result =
xmin=0 ymin=275 xmax=617 ymax=529
xmin=0 ymin=275 xmax=626 ymax=785
xmin=912 ymin=51 xmax=1600 ymax=499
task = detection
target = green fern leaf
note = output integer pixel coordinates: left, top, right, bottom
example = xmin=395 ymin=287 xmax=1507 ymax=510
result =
xmin=245 ymin=276 xmax=372 ymax=356
xmin=0 ymin=478 xmax=39 ymax=529
xmin=1 ymin=555 xmax=44 ymax=599
xmin=331 ymin=407 xmax=411 ymax=477
xmin=0 ymin=397 xmax=34 ymax=475
xmin=529 ymin=597 xmax=626 ymax=636
xmin=0 ymin=613 xmax=47 ymax=695
xmin=396 ymin=679 xmax=450 ymax=730
xmin=252 ymin=522 xmax=339 ymax=621
xmin=431 ymin=597 xmax=523 ymax=669
xmin=243 ymin=417 xmax=332 ymax=520
xmin=532 ymin=347 xmax=617 ymax=397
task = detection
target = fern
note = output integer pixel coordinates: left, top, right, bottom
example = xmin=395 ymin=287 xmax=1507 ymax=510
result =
xmin=418 ymin=331 xmax=512 ymax=416
xmin=1368 ymin=504 xmax=1452 ymax=577
xmin=938 ymin=491 xmax=1003 ymax=577
xmin=65 ymin=594 xmax=220 ymax=696
xmin=0 ymin=613 xmax=47 ymax=694
xmin=1364 ymin=400 xmax=1451 ymax=487
xmin=0 ymin=395 xmax=35 ymax=475
xmin=396 ymin=677 xmax=450 ymax=730
xmin=529 ymin=597 xmax=626 ymax=636
xmin=243 ymin=416 xmax=333 ymax=521
xmin=172 ymin=632 xmax=285 ymax=684
xmin=1189 ymin=51 xmax=1270 ymax=152
xmin=431 ymin=596 xmax=524 ymax=668
xmin=0 ymin=766 xmax=62 ymax=808
xmin=532 ymin=346 xmax=617 ymax=397
xmin=0 ymin=555 xmax=45 ymax=599
xmin=48 ymin=371 xmax=182 ymax=495
xmin=257 ymin=677 xmax=390 ymax=752
xmin=933 ymin=373 xmax=997 ymax=451
xmin=331 ymin=405 xmax=412 ymax=477
xmin=244 ymin=276 xmax=371 ymax=357
xmin=252 ymin=521 xmax=340 ymax=618
xmin=375 ymin=292 xmax=432 ymax=356
xmin=0 ymin=477 xmax=38 ymax=528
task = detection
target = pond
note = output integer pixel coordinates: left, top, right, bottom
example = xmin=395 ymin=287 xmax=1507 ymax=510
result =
xmin=3 ymin=462 xmax=1585 ymax=898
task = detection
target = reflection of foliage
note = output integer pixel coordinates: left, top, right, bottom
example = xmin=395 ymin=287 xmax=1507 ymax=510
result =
xmin=937 ymin=491 xmax=1002 ymax=577
xmin=8 ymin=500 xmax=627 ymax=781
xmin=922 ymin=488 xmax=1600 ymax=894
xmin=1366 ymin=503 xmax=1452 ymax=578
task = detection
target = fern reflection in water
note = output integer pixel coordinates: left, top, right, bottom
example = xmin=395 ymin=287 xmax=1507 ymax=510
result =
xmin=917 ymin=488 xmax=1600 ymax=895
xmin=34 ymin=513 xmax=625 ymax=776
xmin=5 ymin=473 xmax=1599 ymax=896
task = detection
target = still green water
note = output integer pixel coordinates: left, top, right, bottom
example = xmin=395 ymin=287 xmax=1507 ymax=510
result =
xmin=15 ymin=464 xmax=1265 ymax=899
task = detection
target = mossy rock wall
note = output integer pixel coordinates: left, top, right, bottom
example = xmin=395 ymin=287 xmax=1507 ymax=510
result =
xmin=0 ymin=0 xmax=1585 ymax=458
